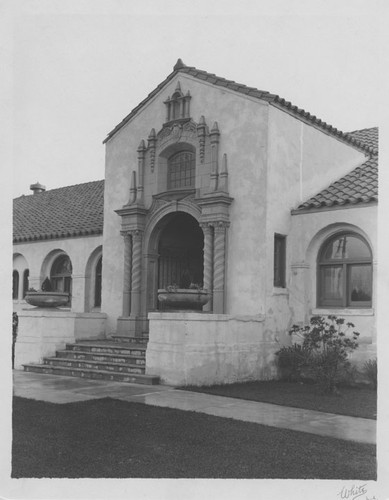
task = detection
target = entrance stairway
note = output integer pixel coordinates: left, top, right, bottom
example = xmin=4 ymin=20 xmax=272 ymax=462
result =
xmin=22 ymin=334 xmax=160 ymax=385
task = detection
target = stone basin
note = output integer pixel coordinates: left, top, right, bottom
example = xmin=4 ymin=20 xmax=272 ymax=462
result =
xmin=157 ymin=289 xmax=210 ymax=309
xmin=25 ymin=291 xmax=70 ymax=308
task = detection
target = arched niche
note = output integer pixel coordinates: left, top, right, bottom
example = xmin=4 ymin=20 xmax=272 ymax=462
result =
xmin=84 ymin=245 xmax=103 ymax=312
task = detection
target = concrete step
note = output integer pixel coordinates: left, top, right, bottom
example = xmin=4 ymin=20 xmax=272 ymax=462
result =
xmin=43 ymin=357 xmax=145 ymax=374
xmin=56 ymin=349 xmax=146 ymax=365
xmin=111 ymin=335 xmax=149 ymax=345
xmin=67 ymin=342 xmax=146 ymax=357
xmin=23 ymin=363 xmax=159 ymax=385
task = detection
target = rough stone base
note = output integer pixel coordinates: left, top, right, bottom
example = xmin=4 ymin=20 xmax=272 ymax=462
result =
xmin=146 ymin=312 xmax=278 ymax=386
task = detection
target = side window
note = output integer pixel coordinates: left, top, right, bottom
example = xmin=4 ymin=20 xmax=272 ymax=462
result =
xmin=274 ymin=234 xmax=286 ymax=288
xmin=317 ymin=233 xmax=372 ymax=308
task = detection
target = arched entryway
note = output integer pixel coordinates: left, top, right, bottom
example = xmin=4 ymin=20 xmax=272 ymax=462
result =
xmin=158 ymin=212 xmax=204 ymax=290
xmin=146 ymin=211 xmax=204 ymax=311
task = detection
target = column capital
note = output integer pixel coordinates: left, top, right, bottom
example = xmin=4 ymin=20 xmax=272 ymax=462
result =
xmin=129 ymin=229 xmax=144 ymax=240
xmin=121 ymin=228 xmax=143 ymax=239
xmin=210 ymin=221 xmax=230 ymax=231
xmin=120 ymin=230 xmax=132 ymax=238
xmin=199 ymin=222 xmax=214 ymax=232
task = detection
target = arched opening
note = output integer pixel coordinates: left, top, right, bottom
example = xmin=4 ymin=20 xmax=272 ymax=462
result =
xmin=94 ymin=256 xmax=102 ymax=308
xmin=84 ymin=246 xmax=103 ymax=312
xmin=50 ymin=254 xmax=73 ymax=305
xmin=317 ymin=232 xmax=372 ymax=308
xmin=23 ymin=269 xmax=29 ymax=298
xmin=12 ymin=270 xmax=19 ymax=300
xmin=155 ymin=212 xmax=204 ymax=310
xmin=13 ymin=253 xmax=29 ymax=301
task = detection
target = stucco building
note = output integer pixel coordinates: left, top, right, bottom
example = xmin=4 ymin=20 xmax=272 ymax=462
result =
xmin=13 ymin=60 xmax=378 ymax=386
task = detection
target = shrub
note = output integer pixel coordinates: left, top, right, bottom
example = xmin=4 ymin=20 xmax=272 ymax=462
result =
xmin=288 ymin=316 xmax=360 ymax=393
xmin=275 ymin=343 xmax=310 ymax=382
xmin=363 ymin=358 xmax=377 ymax=390
xmin=41 ymin=277 xmax=53 ymax=292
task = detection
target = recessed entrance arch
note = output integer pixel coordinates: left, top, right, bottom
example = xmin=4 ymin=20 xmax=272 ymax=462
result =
xmin=146 ymin=211 xmax=204 ymax=311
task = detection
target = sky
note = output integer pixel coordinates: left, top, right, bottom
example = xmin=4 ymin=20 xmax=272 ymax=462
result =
xmin=9 ymin=0 xmax=385 ymax=198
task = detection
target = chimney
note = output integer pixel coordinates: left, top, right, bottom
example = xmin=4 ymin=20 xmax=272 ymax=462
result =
xmin=30 ymin=182 xmax=46 ymax=195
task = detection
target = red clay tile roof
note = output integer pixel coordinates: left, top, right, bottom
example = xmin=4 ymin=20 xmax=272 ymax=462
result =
xmin=13 ymin=180 xmax=104 ymax=243
xmin=104 ymin=59 xmax=376 ymax=156
xmin=294 ymin=128 xmax=378 ymax=212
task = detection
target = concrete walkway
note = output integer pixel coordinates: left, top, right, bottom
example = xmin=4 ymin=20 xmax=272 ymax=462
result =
xmin=13 ymin=371 xmax=376 ymax=445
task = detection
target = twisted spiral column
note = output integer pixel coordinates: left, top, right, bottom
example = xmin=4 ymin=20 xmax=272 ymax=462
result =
xmin=130 ymin=229 xmax=143 ymax=317
xmin=121 ymin=232 xmax=132 ymax=316
xmin=213 ymin=221 xmax=229 ymax=313
xmin=200 ymin=223 xmax=214 ymax=311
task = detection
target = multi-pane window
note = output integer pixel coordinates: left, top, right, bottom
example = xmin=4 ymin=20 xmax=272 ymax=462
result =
xmin=50 ymin=255 xmax=72 ymax=304
xmin=318 ymin=233 xmax=372 ymax=308
xmin=274 ymin=234 xmax=286 ymax=288
xmin=167 ymin=151 xmax=195 ymax=189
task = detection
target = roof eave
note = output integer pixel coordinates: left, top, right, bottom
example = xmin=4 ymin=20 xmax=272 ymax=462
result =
xmin=291 ymin=199 xmax=378 ymax=215
xmin=102 ymin=69 xmax=179 ymax=144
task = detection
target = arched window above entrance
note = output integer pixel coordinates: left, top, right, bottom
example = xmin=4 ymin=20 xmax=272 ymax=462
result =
xmin=167 ymin=150 xmax=195 ymax=189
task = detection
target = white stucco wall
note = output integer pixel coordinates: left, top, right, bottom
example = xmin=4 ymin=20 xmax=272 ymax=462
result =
xmin=13 ymin=235 xmax=103 ymax=314
xmin=103 ymin=73 xmax=270 ymax=330
xmin=103 ymin=73 xmax=374 ymax=350
xmin=147 ymin=312 xmax=277 ymax=386
xmin=288 ymin=204 xmax=377 ymax=365
xmin=262 ymin=106 xmax=368 ymax=344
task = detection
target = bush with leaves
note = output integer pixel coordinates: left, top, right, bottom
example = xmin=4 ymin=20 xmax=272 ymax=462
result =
xmin=41 ymin=277 xmax=53 ymax=292
xmin=275 ymin=343 xmax=310 ymax=382
xmin=286 ymin=316 xmax=360 ymax=393
xmin=363 ymin=358 xmax=377 ymax=390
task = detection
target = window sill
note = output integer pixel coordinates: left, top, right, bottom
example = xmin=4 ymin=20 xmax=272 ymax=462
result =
xmin=272 ymin=287 xmax=288 ymax=296
xmin=312 ymin=308 xmax=374 ymax=317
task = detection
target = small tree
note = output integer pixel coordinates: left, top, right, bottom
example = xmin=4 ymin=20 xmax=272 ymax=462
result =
xmin=289 ymin=316 xmax=360 ymax=393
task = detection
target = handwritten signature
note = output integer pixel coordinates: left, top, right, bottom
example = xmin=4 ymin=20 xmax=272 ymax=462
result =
xmin=337 ymin=484 xmax=377 ymax=500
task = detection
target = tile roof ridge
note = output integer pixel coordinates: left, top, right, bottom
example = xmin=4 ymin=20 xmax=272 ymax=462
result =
xmin=14 ymin=179 xmax=105 ymax=200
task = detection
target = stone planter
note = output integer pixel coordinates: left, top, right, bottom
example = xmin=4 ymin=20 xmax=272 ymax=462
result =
xmin=157 ymin=289 xmax=210 ymax=310
xmin=25 ymin=291 xmax=70 ymax=308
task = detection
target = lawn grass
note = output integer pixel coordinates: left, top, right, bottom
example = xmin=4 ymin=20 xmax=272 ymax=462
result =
xmin=12 ymin=396 xmax=375 ymax=479
xmin=179 ymin=380 xmax=377 ymax=419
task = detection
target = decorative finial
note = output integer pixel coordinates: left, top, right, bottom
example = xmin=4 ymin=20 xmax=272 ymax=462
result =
xmin=211 ymin=122 xmax=220 ymax=135
xmin=174 ymin=58 xmax=186 ymax=71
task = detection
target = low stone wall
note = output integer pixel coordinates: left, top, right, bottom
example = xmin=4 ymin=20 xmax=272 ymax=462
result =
xmin=14 ymin=309 xmax=107 ymax=369
xmin=146 ymin=312 xmax=278 ymax=386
